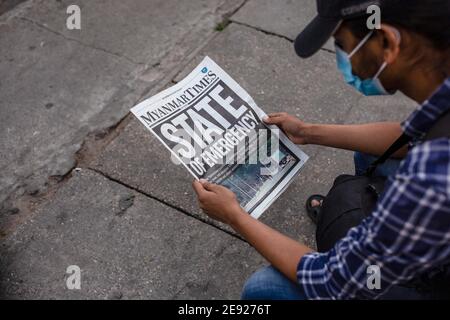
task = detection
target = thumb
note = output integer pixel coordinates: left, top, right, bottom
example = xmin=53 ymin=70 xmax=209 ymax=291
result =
xmin=192 ymin=180 xmax=207 ymax=196
xmin=200 ymin=179 xmax=221 ymax=193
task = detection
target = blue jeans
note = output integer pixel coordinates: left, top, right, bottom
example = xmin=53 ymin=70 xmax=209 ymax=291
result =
xmin=353 ymin=151 xmax=401 ymax=177
xmin=241 ymin=152 xmax=427 ymax=300
xmin=241 ymin=266 xmax=306 ymax=300
xmin=241 ymin=266 xmax=426 ymax=300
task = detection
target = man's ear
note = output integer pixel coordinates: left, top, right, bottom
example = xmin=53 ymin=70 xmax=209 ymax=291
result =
xmin=379 ymin=24 xmax=401 ymax=64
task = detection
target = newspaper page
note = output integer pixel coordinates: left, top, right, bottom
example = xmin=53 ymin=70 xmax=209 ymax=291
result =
xmin=131 ymin=57 xmax=308 ymax=219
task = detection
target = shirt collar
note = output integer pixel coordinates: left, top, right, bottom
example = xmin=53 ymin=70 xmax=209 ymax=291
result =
xmin=402 ymin=77 xmax=450 ymax=140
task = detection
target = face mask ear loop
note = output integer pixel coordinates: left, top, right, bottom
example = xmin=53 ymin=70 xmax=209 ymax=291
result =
xmin=373 ymin=27 xmax=401 ymax=80
xmin=373 ymin=61 xmax=388 ymax=79
xmin=348 ymin=30 xmax=374 ymax=59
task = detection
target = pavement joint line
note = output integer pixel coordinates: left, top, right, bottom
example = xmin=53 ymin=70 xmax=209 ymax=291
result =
xmin=75 ymin=113 xmax=133 ymax=167
xmin=138 ymin=1 xmax=250 ymax=92
xmin=168 ymin=25 xmax=224 ymax=85
xmin=213 ymin=0 xmax=249 ymax=30
xmin=139 ymin=20 xmax=227 ymax=100
xmin=230 ymin=0 xmax=250 ymax=17
xmin=86 ymin=167 xmax=247 ymax=243
xmin=167 ymin=0 xmax=249 ymax=84
xmin=17 ymin=16 xmax=145 ymax=66
xmin=230 ymin=20 xmax=293 ymax=42
xmin=229 ymin=20 xmax=336 ymax=57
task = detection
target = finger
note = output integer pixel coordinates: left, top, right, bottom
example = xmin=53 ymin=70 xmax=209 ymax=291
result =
xmin=263 ymin=113 xmax=286 ymax=124
xmin=192 ymin=180 xmax=207 ymax=197
xmin=266 ymin=112 xmax=286 ymax=118
xmin=203 ymin=182 xmax=235 ymax=197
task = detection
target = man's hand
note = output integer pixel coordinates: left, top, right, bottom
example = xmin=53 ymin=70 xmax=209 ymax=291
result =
xmin=263 ymin=112 xmax=311 ymax=145
xmin=192 ymin=179 xmax=245 ymax=225
xmin=193 ymin=179 xmax=313 ymax=284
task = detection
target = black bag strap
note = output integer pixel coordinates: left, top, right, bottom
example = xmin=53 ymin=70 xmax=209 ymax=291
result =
xmin=425 ymin=110 xmax=450 ymax=140
xmin=366 ymin=109 xmax=450 ymax=176
xmin=365 ymin=133 xmax=411 ymax=176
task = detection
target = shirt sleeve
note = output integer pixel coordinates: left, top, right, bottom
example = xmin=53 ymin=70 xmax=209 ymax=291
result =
xmin=296 ymin=143 xmax=450 ymax=299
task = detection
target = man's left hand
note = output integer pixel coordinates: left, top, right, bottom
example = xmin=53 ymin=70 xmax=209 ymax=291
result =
xmin=192 ymin=179 xmax=244 ymax=225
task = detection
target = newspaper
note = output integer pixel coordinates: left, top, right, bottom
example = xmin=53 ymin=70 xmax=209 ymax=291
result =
xmin=131 ymin=57 xmax=308 ymax=219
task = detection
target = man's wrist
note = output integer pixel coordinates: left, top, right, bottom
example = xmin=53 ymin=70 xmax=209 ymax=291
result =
xmin=229 ymin=207 xmax=250 ymax=230
xmin=302 ymin=123 xmax=319 ymax=145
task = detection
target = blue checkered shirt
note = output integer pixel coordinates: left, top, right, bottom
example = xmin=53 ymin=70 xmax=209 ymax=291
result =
xmin=297 ymin=77 xmax=450 ymax=299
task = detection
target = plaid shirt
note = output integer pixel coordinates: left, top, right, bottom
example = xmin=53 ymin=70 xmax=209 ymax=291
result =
xmin=297 ymin=77 xmax=450 ymax=299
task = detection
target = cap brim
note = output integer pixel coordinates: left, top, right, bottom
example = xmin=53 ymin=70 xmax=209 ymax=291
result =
xmin=294 ymin=15 xmax=341 ymax=58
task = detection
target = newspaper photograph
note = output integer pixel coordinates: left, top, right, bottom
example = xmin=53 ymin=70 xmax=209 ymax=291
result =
xmin=131 ymin=57 xmax=309 ymax=219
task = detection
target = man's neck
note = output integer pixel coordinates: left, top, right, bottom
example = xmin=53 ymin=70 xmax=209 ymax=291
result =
xmin=400 ymin=67 xmax=448 ymax=104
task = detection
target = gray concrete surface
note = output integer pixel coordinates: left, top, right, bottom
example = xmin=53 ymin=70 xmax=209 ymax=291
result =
xmin=0 ymin=0 xmax=418 ymax=300
xmin=0 ymin=0 xmax=244 ymax=231
xmin=231 ymin=0 xmax=334 ymax=51
xmin=22 ymin=0 xmax=245 ymax=65
xmin=0 ymin=0 xmax=26 ymax=15
xmin=0 ymin=169 xmax=264 ymax=299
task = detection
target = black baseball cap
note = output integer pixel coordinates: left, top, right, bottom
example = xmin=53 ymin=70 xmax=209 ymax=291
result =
xmin=295 ymin=0 xmax=381 ymax=58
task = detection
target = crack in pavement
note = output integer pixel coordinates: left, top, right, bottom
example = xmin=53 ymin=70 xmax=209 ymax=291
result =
xmin=17 ymin=16 xmax=145 ymax=66
xmin=86 ymin=167 xmax=247 ymax=243
xmin=230 ymin=20 xmax=336 ymax=55
xmin=231 ymin=19 xmax=293 ymax=42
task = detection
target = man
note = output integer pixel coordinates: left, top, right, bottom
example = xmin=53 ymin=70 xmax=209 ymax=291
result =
xmin=193 ymin=0 xmax=450 ymax=299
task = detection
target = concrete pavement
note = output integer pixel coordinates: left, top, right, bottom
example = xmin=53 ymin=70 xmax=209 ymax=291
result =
xmin=0 ymin=0 xmax=417 ymax=299
xmin=0 ymin=169 xmax=265 ymax=299
xmin=0 ymin=0 xmax=245 ymax=233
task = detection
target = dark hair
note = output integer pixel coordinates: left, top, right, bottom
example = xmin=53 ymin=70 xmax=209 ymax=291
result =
xmin=345 ymin=0 xmax=450 ymax=51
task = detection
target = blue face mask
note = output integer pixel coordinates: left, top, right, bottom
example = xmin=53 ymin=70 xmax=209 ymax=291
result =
xmin=335 ymin=31 xmax=394 ymax=96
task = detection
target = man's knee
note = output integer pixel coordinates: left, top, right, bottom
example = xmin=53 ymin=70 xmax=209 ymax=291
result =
xmin=241 ymin=266 xmax=275 ymax=300
xmin=241 ymin=266 xmax=305 ymax=300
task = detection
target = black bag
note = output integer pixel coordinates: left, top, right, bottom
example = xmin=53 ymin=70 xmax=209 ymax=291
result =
xmin=316 ymin=111 xmax=450 ymax=252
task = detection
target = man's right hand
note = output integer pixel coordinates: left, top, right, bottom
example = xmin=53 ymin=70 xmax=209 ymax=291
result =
xmin=263 ymin=112 xmax=312 ymax=145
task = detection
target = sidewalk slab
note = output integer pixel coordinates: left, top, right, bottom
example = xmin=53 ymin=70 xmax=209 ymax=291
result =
xmin=230 ymin=0 xmax=334 ymax=51
xmin=0 ymin=169 xmax=265 ymax=299
xmin=20 ymin=0 xmax=245 ymax=65
xmin=0 ymin=0 xmax=245 ymax=233
xmin=0 ymin=16 xmax=138 ymax=214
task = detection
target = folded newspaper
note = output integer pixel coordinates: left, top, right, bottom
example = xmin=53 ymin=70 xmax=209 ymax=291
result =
xmin=131 ymin=57 xmax=308 ymax=219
